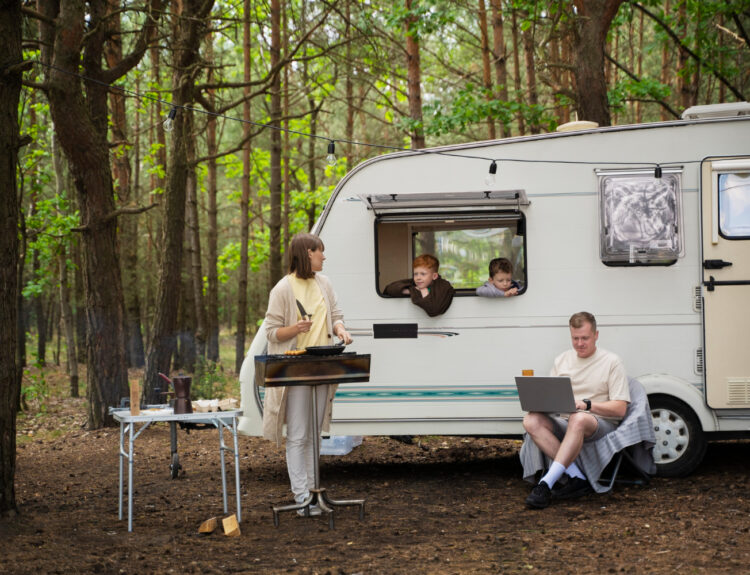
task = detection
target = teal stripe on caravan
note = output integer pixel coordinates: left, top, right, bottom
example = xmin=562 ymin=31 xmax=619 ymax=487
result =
xmin=332 ymin=386 xmax=519 ymax=403
xmin=257 ymin=386 xmax=519 ymax=403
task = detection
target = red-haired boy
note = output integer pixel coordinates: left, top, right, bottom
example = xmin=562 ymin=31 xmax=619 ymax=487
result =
xmin=384 ymin=254 xmax=455 ymax=317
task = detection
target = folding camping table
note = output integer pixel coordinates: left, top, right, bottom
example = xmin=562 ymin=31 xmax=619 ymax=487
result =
xmin=111 ymin=407 xmax=242 ymax=532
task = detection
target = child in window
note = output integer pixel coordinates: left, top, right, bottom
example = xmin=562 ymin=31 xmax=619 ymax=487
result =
xmin=384 ymin=254 xmax=455 ymax=317
xmin=476 ymin=257 xmax=521 ymax=297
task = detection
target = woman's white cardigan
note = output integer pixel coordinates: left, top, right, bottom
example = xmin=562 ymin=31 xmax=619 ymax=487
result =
xmin=262 ymin=273 xmax=345 ymax=446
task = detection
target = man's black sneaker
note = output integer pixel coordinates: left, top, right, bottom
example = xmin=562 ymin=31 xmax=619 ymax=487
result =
xmin=525 ymin=481 xmax=552 ymax=509
xmin=551 ymin=476 xmax=592 ymax=500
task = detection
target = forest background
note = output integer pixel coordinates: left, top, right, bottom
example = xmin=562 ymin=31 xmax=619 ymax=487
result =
xmin=0 ymin=0 xmax=748 ymax=515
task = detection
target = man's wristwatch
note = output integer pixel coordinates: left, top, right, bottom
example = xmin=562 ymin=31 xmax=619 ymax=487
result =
xmin=583 ymin=398 xmax=592 ymax=411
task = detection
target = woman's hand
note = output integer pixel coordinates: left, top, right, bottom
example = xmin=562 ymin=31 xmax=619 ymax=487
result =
xmin=274 ymin=319 xmax=312 ymax=342
xmin=334 ymin=326 xmax=353 ymax=345
xmin=295 ymin=319 xmax=313 ymax=334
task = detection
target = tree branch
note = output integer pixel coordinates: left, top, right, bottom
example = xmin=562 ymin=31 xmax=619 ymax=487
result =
xmin=731 ymin=13 xmax=750 ymax=50
xmin=102 ymin=203 xmax=160 ymax=225
xmin=604 ymin=52 xmax=681 ymax=118
xmin=630 ymin=1 xmax=746 ymax=101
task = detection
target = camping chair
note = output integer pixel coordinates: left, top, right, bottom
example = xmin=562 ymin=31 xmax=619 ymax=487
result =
xmin=519 ymin=377 xmax=656 ymax=494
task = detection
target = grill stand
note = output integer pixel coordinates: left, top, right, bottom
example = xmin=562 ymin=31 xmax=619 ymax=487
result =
xmin=272 ymin=384 xmax=365 ymax=529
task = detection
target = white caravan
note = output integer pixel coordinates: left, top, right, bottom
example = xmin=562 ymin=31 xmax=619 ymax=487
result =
xmin=239 ymin=103 xmax=750 ymax=477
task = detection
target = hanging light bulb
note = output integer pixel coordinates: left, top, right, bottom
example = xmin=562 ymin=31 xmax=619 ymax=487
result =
xmin=654 ymin=164 xmax=662 ymax=178
xmin=485 ymin=160 xmax=497 ymax=187
xmin=326 ymin=141 xmax=337 ymax=166
xmin=163 ymin=106 xmax=177 ymax=132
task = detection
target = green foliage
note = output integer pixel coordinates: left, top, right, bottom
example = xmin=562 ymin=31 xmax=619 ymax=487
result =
xmin=191 ymin=358 xmax=231 ymax=400
xmin=22 ymin=192 xmax=79 ymax=298
xmin=609 ymin=78 xmax=672 ymax=113
xmin=21 ymin=362 xmax=50 ymax=414
xmin=423 ymin=84 xmax=557 ymax=137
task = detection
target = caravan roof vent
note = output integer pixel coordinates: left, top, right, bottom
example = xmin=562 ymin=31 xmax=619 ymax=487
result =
xmin=681 ymin=102 xmax=750 ymax=119
xmin=555 ymin=120 xmax=599 ymax=132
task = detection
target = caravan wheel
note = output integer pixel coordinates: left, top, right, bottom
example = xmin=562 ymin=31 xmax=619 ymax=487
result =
xmin=649 ymin=395 xmax=706 ymax=477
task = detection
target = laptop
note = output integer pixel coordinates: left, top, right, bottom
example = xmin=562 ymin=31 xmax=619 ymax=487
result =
xmin=514 ymin=376 xmax=577 ymax=413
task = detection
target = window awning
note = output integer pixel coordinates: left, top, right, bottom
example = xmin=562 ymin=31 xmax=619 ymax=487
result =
xmin=359 ymin=190 xmax=529 ymax=215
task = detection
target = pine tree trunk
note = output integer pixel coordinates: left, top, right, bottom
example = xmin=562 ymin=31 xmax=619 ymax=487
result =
xmin=105 ymin=0 xmax=145 ymax=368
xmin=72 ymin=236 xmax=86 ymax=365
xmin=52 ymin=132 xmax=79 ymax=397
xmin=404 ymin=0 xmax=426 ymax=149
xmin=478 ymin=0 xmax=495 ymax=139
xmin=40 ymin=0 xmax=132 ymax=427
xmin=510 ymin=8 xmax=526 ymax=135
xmin=570 ymin=0 xmax=624 ymax=126
xmin=0 ymin=0 xmax=23 ymax=517
xmin=235 ymin=0 xmax=252 ymax=374
xmin=269 ymin=0 xmax=283 ymax=287
xmin=185 ymin=110 xmax=206 ymax=361
xmin=143 ymin=0 xmax=213 ymax=402
xmin=345 ymin=0 xmax=356 ymax=164
xmin=205 ymin=37 xmax=220 ymax=363
xmin=521 ymin=10 xmax=540 ymax=134
xmin=490 ymin=0 xmax=509 ymax=137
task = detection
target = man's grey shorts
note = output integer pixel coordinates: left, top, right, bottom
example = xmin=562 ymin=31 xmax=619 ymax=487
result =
xmin=549 ymin=414 xmax=618 ymax=442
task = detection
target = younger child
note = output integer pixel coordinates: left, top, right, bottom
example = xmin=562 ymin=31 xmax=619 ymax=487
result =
xmin=476 ymin=257 xmax=521 ymax=297
xmin=384 ymin=254 xmax=455 ymax=317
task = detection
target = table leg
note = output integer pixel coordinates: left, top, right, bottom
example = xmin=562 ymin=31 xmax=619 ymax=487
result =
xmin=169 ymin=422 xmax=180 ymax=479
xmin=128 ymin=423 xmax=134 ymax=532
xmin=232 ymin=416 xmax=242 ymax=522
xmin=218 ymin=420 xmax=228 ymax=514
xmin=118 ymin=421 xmax=124 ymax=520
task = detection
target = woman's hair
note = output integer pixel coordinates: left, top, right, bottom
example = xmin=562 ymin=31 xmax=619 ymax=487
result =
xmin=288 ymin=233 xmax=325 ymax=279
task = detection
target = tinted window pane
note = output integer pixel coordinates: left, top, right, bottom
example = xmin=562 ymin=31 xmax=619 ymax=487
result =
xmin=414 ymin=227 xmax=524 ymax=289
xmin=719 ymin=172 xmax=750 ymax=239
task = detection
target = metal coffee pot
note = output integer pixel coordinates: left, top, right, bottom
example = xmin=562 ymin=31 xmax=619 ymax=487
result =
xmin=171 ymin=375 xmax=193 ymax=414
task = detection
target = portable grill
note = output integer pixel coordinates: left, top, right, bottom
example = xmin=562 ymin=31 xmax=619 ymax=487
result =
xmin=254 ymin=352 xmax=371 ymax=388
xmin=254 ymin=351 xmax=371 ymax=528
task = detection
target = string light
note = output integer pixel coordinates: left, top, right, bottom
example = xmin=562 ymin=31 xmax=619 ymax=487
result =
xmin=485 ymin=160 xmax=497 ymax=187
xmin=326 ymin=141 xmax=337 ymax=166
xmin=29 ymin=61 xmax=695 ymax=177
xmin=163 ymin=106 xmax=177 ymax=132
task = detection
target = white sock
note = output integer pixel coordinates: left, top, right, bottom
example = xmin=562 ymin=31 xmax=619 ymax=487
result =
xmin=566 ymin=462 xmax=586 ymax=480
xmin=540 ymin=461 xmax=566 ymax=489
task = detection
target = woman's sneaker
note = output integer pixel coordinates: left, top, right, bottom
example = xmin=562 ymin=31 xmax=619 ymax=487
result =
xmin=297 ymin=504 xmax=322 ymax=516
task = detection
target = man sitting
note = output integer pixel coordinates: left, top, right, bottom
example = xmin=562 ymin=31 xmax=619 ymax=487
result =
xmin=523 ymin=311 xmax=630 ymax=509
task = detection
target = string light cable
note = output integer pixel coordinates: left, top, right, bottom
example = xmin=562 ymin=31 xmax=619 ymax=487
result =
xmin=29 ymin=59 xmax=695 ymax=177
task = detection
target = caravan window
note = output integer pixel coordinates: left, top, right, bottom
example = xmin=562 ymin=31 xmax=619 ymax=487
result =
xmin=598 ymin=169 xmax=683 ymax=266
xmin=375 ymin=214 xmax=526 ymax=294
xmin=718 ymin=172 xmax=750 ymax=239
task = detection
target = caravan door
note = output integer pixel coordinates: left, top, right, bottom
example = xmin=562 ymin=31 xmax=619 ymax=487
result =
xmin=701 ymin=158 xmax=750 ymax=408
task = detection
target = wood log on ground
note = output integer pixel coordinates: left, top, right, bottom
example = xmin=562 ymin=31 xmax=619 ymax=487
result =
xmin=222 ymin=514 xmax=241 ymax=537
xmin=198 ymin=516 xmax=218 ymax=534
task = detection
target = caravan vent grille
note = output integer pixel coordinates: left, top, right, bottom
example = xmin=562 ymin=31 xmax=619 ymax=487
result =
xmin=694 ymin=348 xmax=704 ymax=375
xmin=727 ymin=378 xmax=750 ymax=405
xmin=693 ymin=286 xmax=702 ymax=312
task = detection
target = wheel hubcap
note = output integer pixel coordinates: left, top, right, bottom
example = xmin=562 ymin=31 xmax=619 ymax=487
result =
xmin=652 ymin=408 xmax=689 ymax=463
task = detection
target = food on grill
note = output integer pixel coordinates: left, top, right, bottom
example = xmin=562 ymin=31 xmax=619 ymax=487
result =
xmin=283 ymin=349 xmax=307 ymax=356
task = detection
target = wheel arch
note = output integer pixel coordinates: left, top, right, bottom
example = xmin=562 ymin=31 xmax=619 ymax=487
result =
xmin=636 ymin=373 xmax=717 ymax=432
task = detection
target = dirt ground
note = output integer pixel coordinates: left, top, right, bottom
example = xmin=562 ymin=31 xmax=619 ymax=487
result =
xmin=2 ymin=393 xmax=749 ymax=575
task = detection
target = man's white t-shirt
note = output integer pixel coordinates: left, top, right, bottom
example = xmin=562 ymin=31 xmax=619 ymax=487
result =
xmin=551 ymin=347 xmax=630 ymax=421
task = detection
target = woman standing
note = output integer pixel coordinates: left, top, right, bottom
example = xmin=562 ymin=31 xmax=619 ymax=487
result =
xmin=262 ymin=233 xmax=353 ymax=512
